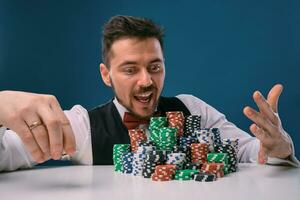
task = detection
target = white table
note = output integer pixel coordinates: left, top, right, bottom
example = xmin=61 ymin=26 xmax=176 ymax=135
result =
xmin=0 ymin=164 xmax=299 ymax=200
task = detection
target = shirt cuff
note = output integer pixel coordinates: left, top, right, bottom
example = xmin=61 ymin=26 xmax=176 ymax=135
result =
xmin=267 ymin=155 xmax=300 ymax=167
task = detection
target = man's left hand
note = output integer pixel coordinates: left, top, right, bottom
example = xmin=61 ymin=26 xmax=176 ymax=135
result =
xmin=243 ymin=84 xmax=292 ymax=164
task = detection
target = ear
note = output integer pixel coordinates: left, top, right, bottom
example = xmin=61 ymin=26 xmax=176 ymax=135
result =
xmin=100 ymin=63 xmax=111 ymax=87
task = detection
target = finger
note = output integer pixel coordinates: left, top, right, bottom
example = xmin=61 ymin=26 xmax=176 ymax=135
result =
xmin=49 ymin=100 xmax=76 ymax=156
xmin=25 ymin=117 xmax=50 ymax=157
xmin=62 ymin=123 xmax=76 ymax=155
xmin=243 ymin=106 xmax=277 ymax=136
xmin=249 ymin=123 xmax=268 ymax=142
xmin=249 ymin=123 xmax=273 ymax=148
xmin=258 ymin=142 xmax=268 ymax=164
xmin=14 ymin=120 xmax=45 ymax=163
xmin=37 ymin=106 xmax=63 ymax=160
xmin=253 ymin=91 xmax=280 ymax=126
xmin=266 ymin=84 xmax=283 ymax=113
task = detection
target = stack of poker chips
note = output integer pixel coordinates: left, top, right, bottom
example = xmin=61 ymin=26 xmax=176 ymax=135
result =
xmin=195 ymin=129 xmax=215 ymax=152
xmin=157 ymin=127 xmax=177 ymax=151
xmin=190 ymin=143 xmax=208 ymax=164
xmin=142 ymin=150 xmax=165 ymax=178
xmin=173 ymin=145 xmax=191 ymax=163
xmin=201 ymin=162 xmax=225 ymax=178
xmin=222 ymin=138 xmax=239 ymax=155
xmin=113 ymin=112 xmax=239 ymax=182
xmin=211 ymin=128 xmax=222 ymax=144
xmin=132 ymin=146 xmax=156 ymax=176
xmin=151 ymin=164 xmax=177 ymax=181
xmin=184 ymin=115 xmax=201 ymax=136
xmin=214 ymin=143 xmax=238 ymax=173
xmin=166 ymin=111 xmax=185 ymax=137
xmin=122 ymin=152 xmax=134 ymax=174
xmin=113 ymin=144 xmax=130 ymax=172
xmin=149 ymin=117 xmax=168 ymax=144
xmin=207 ymin=153 xmax=229 ymax=174
xmin=128 ymin=129 xmax=147 ymax=152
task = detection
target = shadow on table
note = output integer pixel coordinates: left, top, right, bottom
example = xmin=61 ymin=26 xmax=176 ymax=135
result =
xmin=37 ymin=159 xmax=74 ymax=167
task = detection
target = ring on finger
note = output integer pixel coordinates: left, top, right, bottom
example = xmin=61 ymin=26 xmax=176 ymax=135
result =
xmin=28 ymin=121 xmax=43 ymax=131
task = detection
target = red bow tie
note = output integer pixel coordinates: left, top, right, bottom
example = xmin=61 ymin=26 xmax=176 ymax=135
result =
xmin=123 ymin=111 xmax=161 ymax=129
xmin=123 ymin=112 xmax=149 ymax=129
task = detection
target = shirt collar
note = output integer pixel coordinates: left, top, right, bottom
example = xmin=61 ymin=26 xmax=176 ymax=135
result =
xmin=113 ymin=98 xmax=129 ymax=120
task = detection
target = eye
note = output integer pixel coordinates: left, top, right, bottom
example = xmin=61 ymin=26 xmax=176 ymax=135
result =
xmin=123 ymin=67 xmax=136 ymax=75
xmin=149 ymin=63 xmax=161 ymax=73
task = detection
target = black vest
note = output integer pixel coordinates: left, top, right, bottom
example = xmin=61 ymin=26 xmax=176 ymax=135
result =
xmin=88 ymin=96 xmax=191 ymax=165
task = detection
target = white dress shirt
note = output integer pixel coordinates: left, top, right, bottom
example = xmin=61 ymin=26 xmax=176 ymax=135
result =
xmin=0 ymin=94 xmax=299 ymax=171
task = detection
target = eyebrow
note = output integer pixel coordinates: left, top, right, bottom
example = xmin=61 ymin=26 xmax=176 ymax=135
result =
xmin=117 ymin=58 xmax=164 ymax=68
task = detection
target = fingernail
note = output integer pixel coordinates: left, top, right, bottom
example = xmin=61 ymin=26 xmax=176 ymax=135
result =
xmin=52 ymin=152 xmax=61 ymax=160
xmin=37 ymin=157 xmax=45 ymax=163
xmin=247 ymin=109 xmax=253 ymax=116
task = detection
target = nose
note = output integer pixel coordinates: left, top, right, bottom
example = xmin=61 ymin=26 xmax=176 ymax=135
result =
xmin=137 ymin=69 xmax=153 ymax=87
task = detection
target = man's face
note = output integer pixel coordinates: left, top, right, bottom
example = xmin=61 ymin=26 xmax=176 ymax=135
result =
xmin=100 ymin=37 xmax=165 ymax=119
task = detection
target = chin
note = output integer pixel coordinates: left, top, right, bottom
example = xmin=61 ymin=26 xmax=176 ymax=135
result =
xmin=130 ymin=106 xmax=155 ymax=119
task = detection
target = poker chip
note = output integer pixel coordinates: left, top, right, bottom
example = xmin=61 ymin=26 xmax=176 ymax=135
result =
xmin=175 ymin=169 xmax=199 ymax=180
xmin=113 ymin=113 xmax=239 ymax=182
xmin=194 ymin=172 xmax=216 ymax=182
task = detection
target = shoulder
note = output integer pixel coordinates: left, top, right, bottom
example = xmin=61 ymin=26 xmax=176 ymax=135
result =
xmin=175 ymin=94 xmax=210 ymax=113
xmin=175 ymin=94 xmax=226 ymax=122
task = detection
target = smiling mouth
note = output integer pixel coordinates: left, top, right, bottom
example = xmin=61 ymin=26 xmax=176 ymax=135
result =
xmin=134 ymin=91 xmax=153 ymax=103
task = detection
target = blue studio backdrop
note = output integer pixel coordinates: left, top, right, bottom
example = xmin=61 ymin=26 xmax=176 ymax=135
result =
xmin=1 ymin=1 xmax=299 ymax=160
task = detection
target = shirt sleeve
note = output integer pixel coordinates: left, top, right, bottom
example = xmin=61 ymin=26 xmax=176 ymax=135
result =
xmin=176 ymin=94 xmax=299 ymax=167
xmin=0 ymin=105 xmax=93 ymax=172
xmin=0 ymin=127 xmax=36 ymax=171
xmin=64 ymin=105 xmax=93 ymax=165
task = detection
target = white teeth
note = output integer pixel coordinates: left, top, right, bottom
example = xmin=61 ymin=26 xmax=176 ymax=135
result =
xmin=134 ymin=92 xmax=152 ymax=103
xmin=135 ymin=92 xmax=152 ymax=98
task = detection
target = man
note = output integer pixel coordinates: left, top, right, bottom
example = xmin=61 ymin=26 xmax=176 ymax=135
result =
xmin=0 ymin=15 xmax=298 ymax=171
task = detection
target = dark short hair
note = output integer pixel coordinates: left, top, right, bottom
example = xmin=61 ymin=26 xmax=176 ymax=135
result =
xmin=102 ymin=15 xmax=165 ymax=67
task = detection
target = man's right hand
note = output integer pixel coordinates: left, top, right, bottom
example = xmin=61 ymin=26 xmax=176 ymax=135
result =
xmin=0 ymin=91 xmax=76 ymax=163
